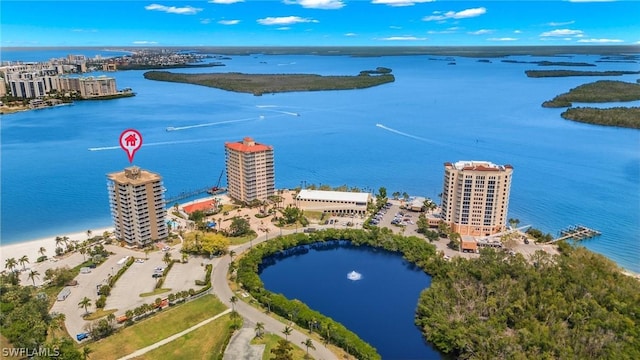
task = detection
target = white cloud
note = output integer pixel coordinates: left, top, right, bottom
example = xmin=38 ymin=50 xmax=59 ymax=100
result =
xmin=389 ymin=26 xmax=402 ymax=30
xmin=548 ymin=20 xmax=575 ymax=26
xmin=133 ymin=40 xmax=158 ymax=44
xmin=258 ymin=16 xmax=318 ymax=25
xmin=344 ymin=32 xmax=357 ymax=37
xmin=469 ymin=29 xmax=493 ymax=35
xmin=145 ymin=4 xmax=202 ymax=15
xmin=372 ymin=0 xmax=435 ymax=7
xmin=72 ymin=29 xmax=98 ymax=33
xmin=514 ymin=30 xmax=522 ymax=34
xmin=277 ymin=27 xmax=291 ymax=31
xmin=218 ymin=19 xmax=240 ymax=25
xmin=379 ymin=36 xmax=428 ymax=41
xmin=423 ymin=7 xmax=487 ymax=22
xmin=540 ymin=29 xmax=584 ymax=37
xmin=200 ymin=18 xmax=211 ymax=24
xmin=488 ymin=37 xmax=518 ymax=41
xmin=283 ymin=0 xmax=345 ymax=9
xmin=577 ymin=38 xmax=623 ymax=43
xmin=208 ymin=0 xmax=244 ymax=4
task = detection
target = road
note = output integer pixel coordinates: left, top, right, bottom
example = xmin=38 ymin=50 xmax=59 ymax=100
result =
xmin=212 ymin=230 xmax=338 ymax=360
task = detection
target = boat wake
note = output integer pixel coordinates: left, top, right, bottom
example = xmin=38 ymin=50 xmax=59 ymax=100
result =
xmin=347 ymin=270 xmax=363 ymax=281
xmin=166 ymin=116 xmax=259 ymax=131
xmin=375 ymin=123 xmax=440 ymax=144
xmin=88 ymin=139 xmax=207 ymax=151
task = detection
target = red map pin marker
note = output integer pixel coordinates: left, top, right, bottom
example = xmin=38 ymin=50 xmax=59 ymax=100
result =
xmin=119 ymin=129 xmax=143 ymax=163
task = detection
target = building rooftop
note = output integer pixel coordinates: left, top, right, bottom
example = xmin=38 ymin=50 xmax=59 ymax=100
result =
xmin=107 ymin=166 xmax=162 ymax=185
xmin=297 ymin=189 xmax=370 ymax=203
xmin=225 ymin=137 xmax=272 ymax=153
xmin=446 ymin=161 xmax=513 ymax=172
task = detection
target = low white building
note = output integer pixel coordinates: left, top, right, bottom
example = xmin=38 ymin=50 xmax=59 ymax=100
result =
xmin=295 ymin=189 xmax=371 ymax=215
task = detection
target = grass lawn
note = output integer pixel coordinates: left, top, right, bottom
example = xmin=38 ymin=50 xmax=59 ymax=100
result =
xmin=303 ymin=211 xmax=325 ymax=221
xmin=88 ymin=295 xmax=226 ymax=360
xmin=228 ymin=233 xmax=257 ymax=246
xmin=252 ymin=333 xmax=311 ymax=360
xmin=140 ymin=288 xmax=171 ymax=297
xmin=137 ymin=313 xmax=234 ymax=360
xmin=83 ymin=308 xmax=117 ymax=320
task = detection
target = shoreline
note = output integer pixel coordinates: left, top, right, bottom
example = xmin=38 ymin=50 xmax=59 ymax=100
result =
xmin=0 ymin=226 xmax=113 ymax=266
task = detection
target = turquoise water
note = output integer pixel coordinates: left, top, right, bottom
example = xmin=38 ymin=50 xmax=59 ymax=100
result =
xmin=259 ymin=242 xmax=441 ymax=359
xmin=1 ymin=50 xmax=639 ymax=273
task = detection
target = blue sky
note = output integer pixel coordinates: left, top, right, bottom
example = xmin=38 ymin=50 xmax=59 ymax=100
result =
xmin=1 ymin=0 xmax=639 ymax=47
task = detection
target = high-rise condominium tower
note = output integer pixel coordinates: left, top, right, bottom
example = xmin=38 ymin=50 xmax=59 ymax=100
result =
xmin=225 ymin=137 xmax=275 ymax=204
xmin=441 ymin=161 xmax=513 ymax=236
xmin=107 ymin=166 xmax=168 ymax=247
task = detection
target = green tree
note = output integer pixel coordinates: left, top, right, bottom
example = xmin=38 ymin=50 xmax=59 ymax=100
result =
xmin=282 ymin=325 xmax=293 ymax=341
xmin=18 ymin=255 xmax=29 ymax=271
xmin=38 ymin=246 xmax=47 ymax=257
xmin=229 ymin=217 xmax=251 ymax=237
xmin=86 ymin=229 xmax=93 ymax=240
xmin=282 ymin=206 xmax=302 ymax=225
xmin=270 ymin=339 xmax=294 ymax=360
xmin=508 ymin=218 xmax=520 ymax=229
xmin=82 ymin=346 xmax=93 ymax=360
xmin=163 ymin=251 xmax=172 ymax=265
xmin=392 ymin=191 xmax=401 ymax=200
xmin=79 ymin=246 xmax=87 ymax=261
xmin=301 ymin=338 xmax=316 ymax=355
xmin=78 ymin=296 xmax=92 ymax=315
xmin=254 ymin=321 xmax=265 ymax=338
xmin=230 ymin=295 xmax=238 ymax=312
xmin=27 ymin=269 xmax=40 ymax=286
xmin=4 ymin=257 xmax=17 ymax=272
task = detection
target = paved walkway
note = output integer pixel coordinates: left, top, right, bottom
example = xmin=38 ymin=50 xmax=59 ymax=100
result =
xmin=222 ymin=327 xmax=265 ymax=360
xmin=117 ymin=308 xmax=232 ymax=360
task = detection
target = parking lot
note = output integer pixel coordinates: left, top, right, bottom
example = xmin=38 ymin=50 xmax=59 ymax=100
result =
xmin=49 ymin=243 xmax=218 ymax=342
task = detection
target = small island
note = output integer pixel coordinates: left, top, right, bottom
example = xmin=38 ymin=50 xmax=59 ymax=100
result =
xmin=502 ymin=60 xmax=596 ymax=67
xmin=526 ymin=69 xmax=640 ymax=78
xmin=542 ymin=80 xmax=640 ymax=129
xmin=542 ymin=80 xmax=640 ymax=108
xmin=143 ymin=68 xmax=395 ymax=96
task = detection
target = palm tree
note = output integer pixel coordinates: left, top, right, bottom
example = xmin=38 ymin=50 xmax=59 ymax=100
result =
xmin=162 ymin=251 xmax=172 ymax=265
xmin=86 ymin=229 xmax=93 ymax=240
xmin=229 ymin=250 xmax=236 ymax=261
xmin=82 ymin=346 xmax=92 ymax=360
xmin=301 ymin=338 xmax=315 ymax=355
xmin=282 ymin=326 xmax=292 ymax=341
xmin=18 ymin=255 xmax=29 ymax=271
xmin=55 ymin=236 xmax=64 ymax=252
xmin=78 ymin=296 xmax=92 ymax=315
xmin=4 ymin=257 xmax=17 ymax=272
xmin=254 ymin=322 xmax=265 ymax=338
xmin=229 ymin=295 xmax=238 ymax=312
xmin=324 ymin=323 xmax=333 ymax=345
xmin=79 ymin=247 xmax=87 ymax=261
xmin=144 ymin=247 xmax=151 ymax=260
xmin=38 ymin=246 xmax=47 ymax=257
xmin=27 ymin=269 xmax=40 ymax=286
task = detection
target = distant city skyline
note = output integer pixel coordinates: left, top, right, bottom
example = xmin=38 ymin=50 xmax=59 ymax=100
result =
xmin=1 ymin=0 xmax=639 ymax=47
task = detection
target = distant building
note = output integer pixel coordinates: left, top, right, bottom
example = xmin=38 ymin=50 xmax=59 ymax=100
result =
xmin=57 ymin=75 xmax=117 ymax=98
xmin=296 ymin=189 xmax=371 ymax=215
xmin=107 ymin=166 xmax=168 ymax=247
xmin=225 ymin=137 xmax=275 ymax=204
xmin=441 ymin=161 xmax=513 ymax=236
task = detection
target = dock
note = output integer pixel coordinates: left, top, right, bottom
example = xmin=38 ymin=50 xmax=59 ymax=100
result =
xmin=550 ymin=225 xmax=601 ymax=243
xmin=165 ymin=187 xmax=221 ymax=204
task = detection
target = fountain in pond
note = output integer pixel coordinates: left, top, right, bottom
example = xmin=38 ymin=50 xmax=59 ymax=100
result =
xmin=347 ymin=270 xmax=362 ymax=281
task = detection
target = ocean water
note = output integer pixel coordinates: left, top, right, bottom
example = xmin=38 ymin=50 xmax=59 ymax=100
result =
xmin=259 ymin=243 xmax=441 ymax=359
xmin=1 ymin=49 xmax=639 ymax=274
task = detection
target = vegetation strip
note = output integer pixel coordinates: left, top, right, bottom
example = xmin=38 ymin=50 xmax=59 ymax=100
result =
xmin=143 ymin=68 xmax=394 ymax=96
xmin=526 ymin=70 xmax=640 ymax=78
xmin=235 ymin=228 xmax=640 ymax=359
xmin=561 ymin=106 xmax=640 ymax=129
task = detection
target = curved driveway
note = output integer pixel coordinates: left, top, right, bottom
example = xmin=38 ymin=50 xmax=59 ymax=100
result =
xmin=212 ymin=230 xmax=338 ymax=360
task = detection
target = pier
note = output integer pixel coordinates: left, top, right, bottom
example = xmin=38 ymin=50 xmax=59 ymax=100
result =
xmin=550 ymin=225 xmax=601 ymax=243
xmin=165 ymin=187 xmax=222 ymax=204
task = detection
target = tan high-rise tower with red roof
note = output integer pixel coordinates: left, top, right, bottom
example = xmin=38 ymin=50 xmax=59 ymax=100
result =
xmin=224 ymin=137 xmax=275 ymax=204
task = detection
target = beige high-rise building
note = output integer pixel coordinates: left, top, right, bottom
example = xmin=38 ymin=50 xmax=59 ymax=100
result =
xmin=441 ymin=161 xmax=513 ymax=236
xmin=107 ymin=166 xmax=168 ymax=247
xmin=225 ymin=137 xmax=275 ymax=204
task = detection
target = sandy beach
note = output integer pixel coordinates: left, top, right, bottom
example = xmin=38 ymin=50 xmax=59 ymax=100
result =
xmin=0 ymin=227 xmax=114 ymax=267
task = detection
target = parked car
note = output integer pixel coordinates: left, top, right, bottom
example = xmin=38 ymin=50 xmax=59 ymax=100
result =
xmin=76 ymin=333 xmax=89 ymax=341
xmin=152 ymin=273 xmax=162 ymax=278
